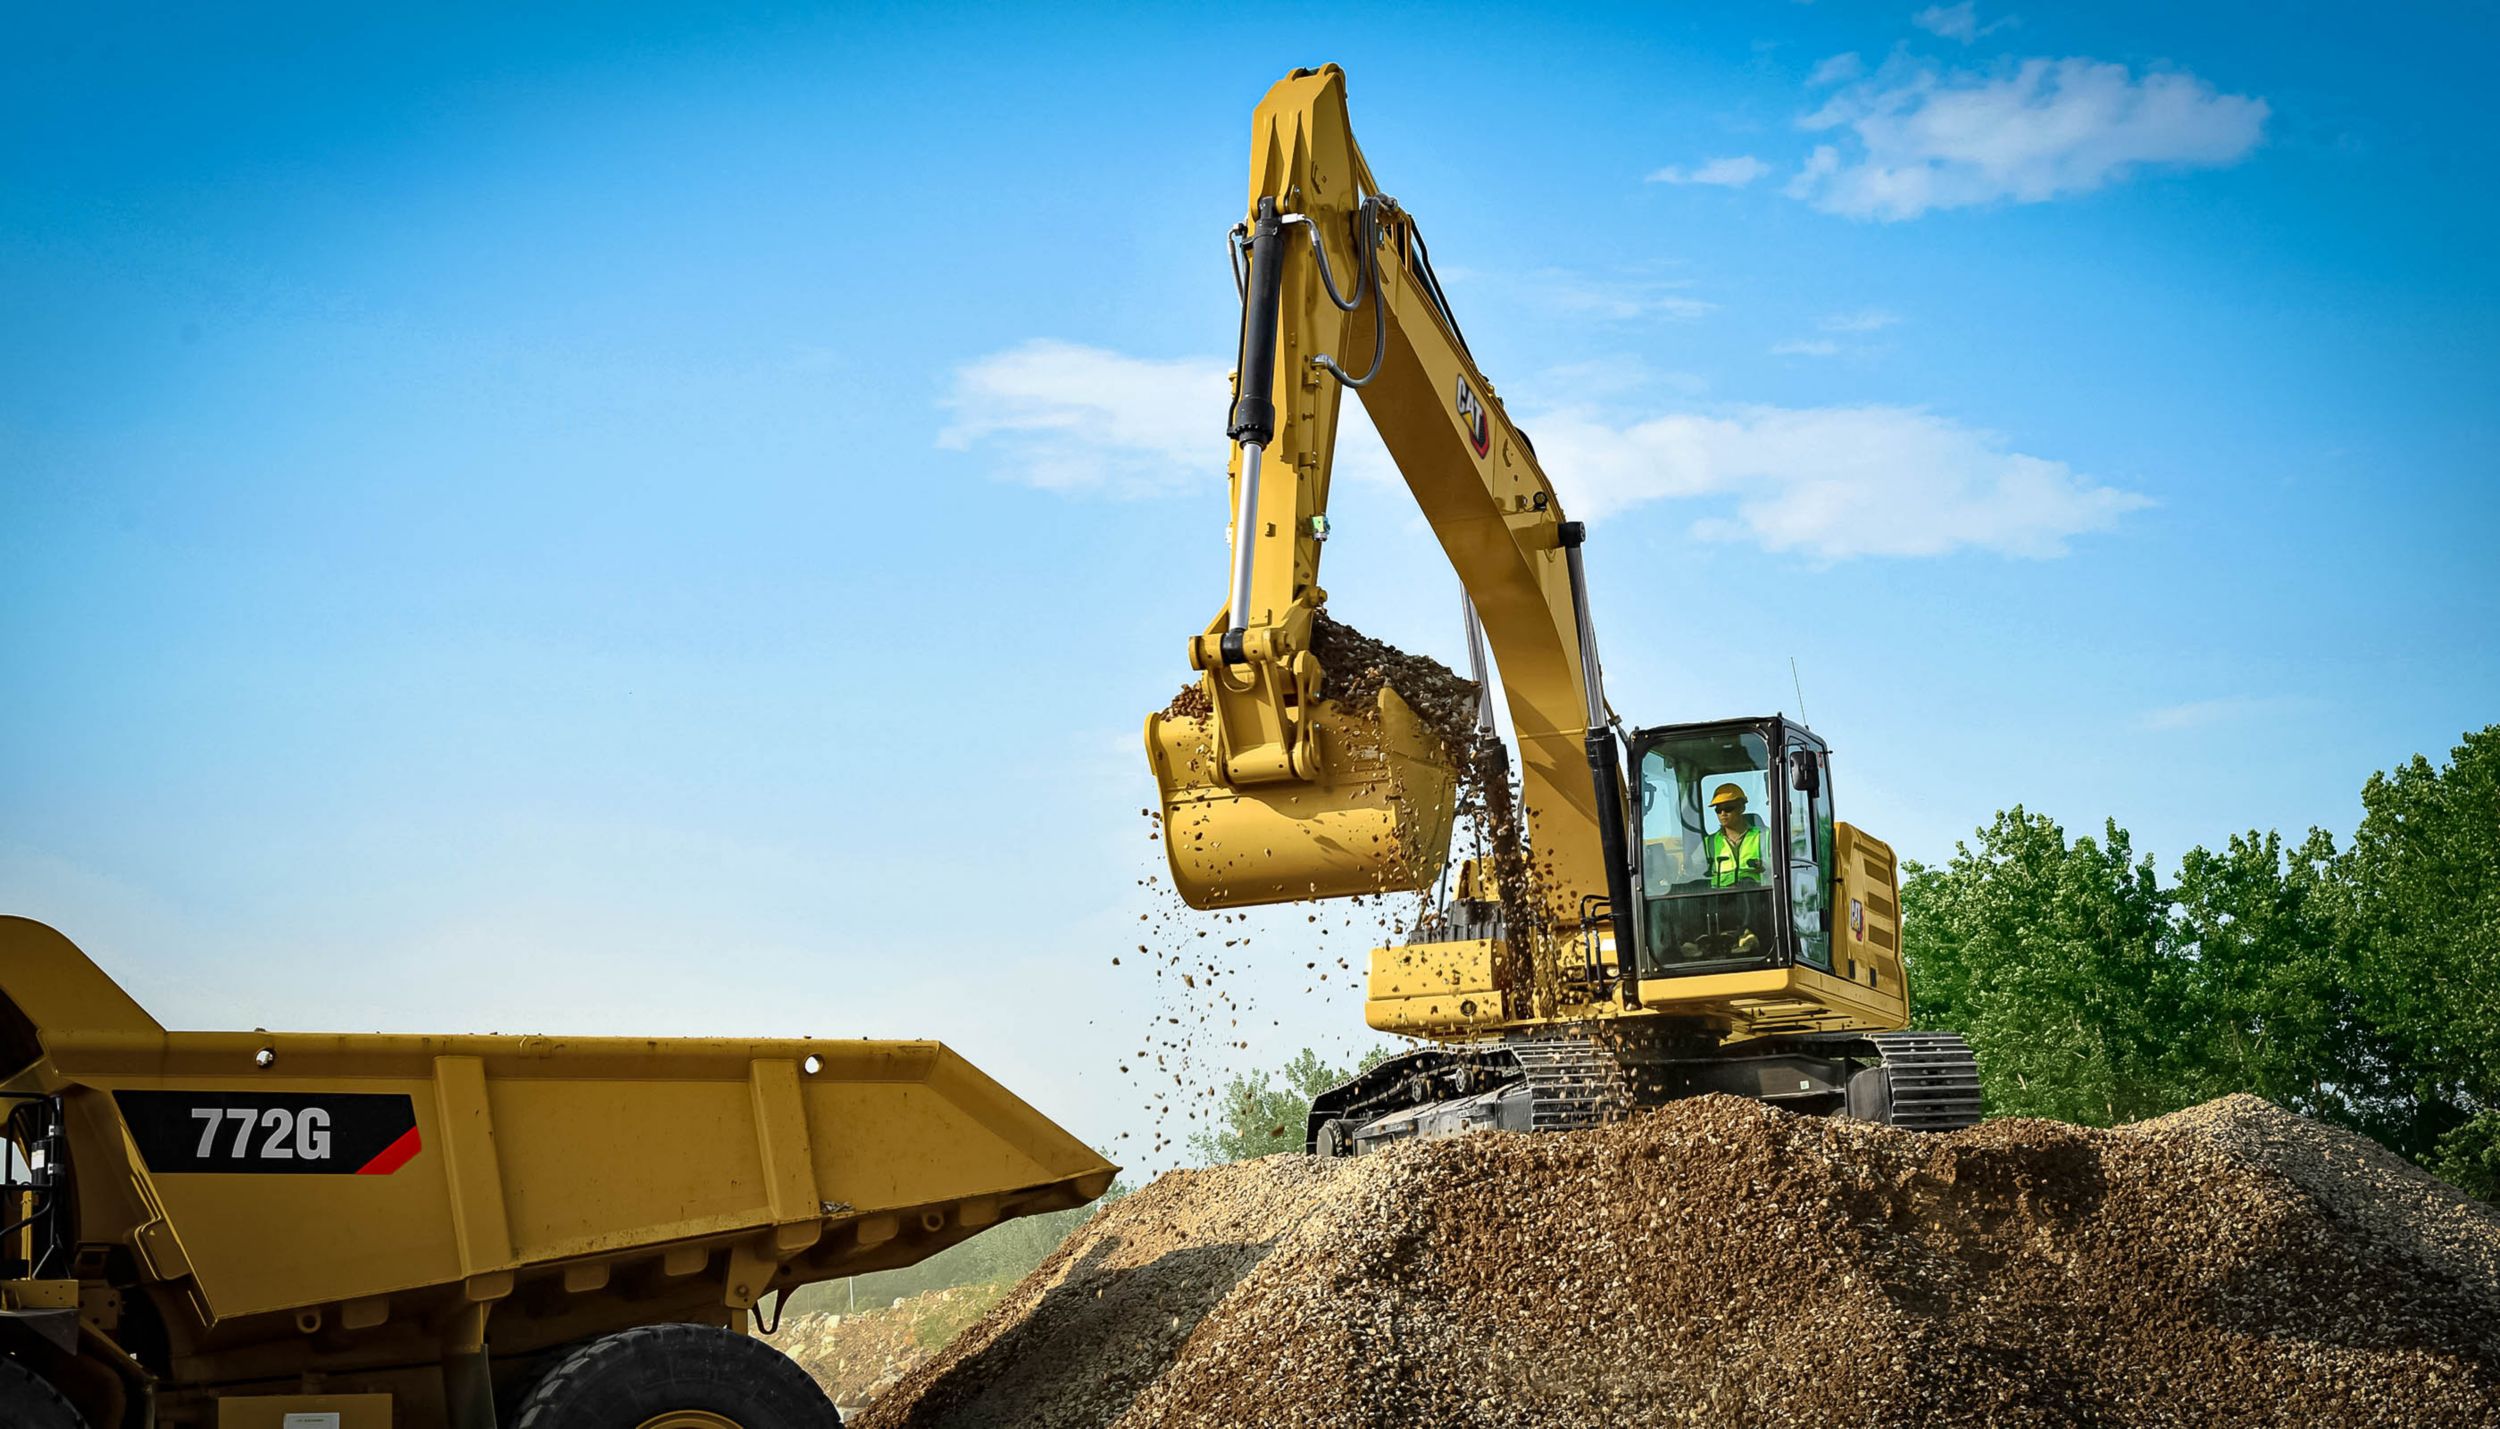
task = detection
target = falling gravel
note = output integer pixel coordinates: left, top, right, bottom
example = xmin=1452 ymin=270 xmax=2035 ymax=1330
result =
xmin=854 ymin=1094 xmax=2500 ymax=1429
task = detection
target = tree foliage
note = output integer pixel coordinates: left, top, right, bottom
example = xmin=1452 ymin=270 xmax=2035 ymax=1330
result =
xmin=2338 ymin=729 xmax=2500 ymax=1193
xmin=785 ymin=1176 xmax=1130 ymax=1314
xmin=1904 ymin=809 xmax=2183 ymax=1125
xmin=1188 ymin=1046 xmax=1396 ymax=1163
xmin=1902 ymin=726 xmax=2500 ymax=1199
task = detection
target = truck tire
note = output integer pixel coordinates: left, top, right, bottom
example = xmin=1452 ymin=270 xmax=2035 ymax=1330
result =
xmin=0 ymin=1357 xmax=86 ymax=1429
xmin=510 ymin=1322 xmax=839 ymax=1429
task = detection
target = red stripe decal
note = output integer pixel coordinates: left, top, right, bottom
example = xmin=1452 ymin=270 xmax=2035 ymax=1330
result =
xmin=355 ymin=1126 xmax=422 ymax=1176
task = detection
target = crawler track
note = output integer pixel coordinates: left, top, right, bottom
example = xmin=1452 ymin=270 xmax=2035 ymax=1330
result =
xmin=1308 ymin=1027 xmax=1983 ymax=1154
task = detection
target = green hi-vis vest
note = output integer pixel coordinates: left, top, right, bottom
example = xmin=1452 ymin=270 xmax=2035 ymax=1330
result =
xmin=1706 ymin=821 xmax=1765 ymax=888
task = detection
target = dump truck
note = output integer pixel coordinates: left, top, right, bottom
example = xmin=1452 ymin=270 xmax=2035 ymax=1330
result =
xmin=0 ymin=916 xmax=1116 ymax=1429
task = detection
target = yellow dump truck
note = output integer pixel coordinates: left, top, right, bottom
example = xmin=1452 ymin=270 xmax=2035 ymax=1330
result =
xmin=0 ymin=917 xmax=1115 ymax=1429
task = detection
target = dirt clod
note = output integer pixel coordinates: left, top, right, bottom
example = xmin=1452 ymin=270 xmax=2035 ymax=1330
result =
xmin=855 ymin=1095 xmax=2500 ymax=1429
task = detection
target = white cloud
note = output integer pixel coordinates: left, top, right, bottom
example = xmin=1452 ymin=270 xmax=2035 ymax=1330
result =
xmin=1912 ymin=3 xmax=2009 ymax=43
xmin=1809 ymin=53 xmax=1865 ymax=86
xmin=1515 ymin=268 xmax=1716 ymax=321
xmin=939 ymin=339 xmax=1406 ymax=494
xmin=1646 ymin=155 xmax=1770 ymax=188
xmin=938 ymin=340 xmax=1228 ymax=494
xmin=1789 ymin=56 xmax=2268 ymax=220
xmin=1528 ymin=402 xmax=2150 ymax=558
xmin=1532 ymin=357 xmax=1710 ymax=402
xmin=1773 ymin=311 xmax=1898 ymax=356
xmin=2137 ymin=696 xmax=2299 ymax=731
xmin=945 ymin=343 xmax=2150 ymax=561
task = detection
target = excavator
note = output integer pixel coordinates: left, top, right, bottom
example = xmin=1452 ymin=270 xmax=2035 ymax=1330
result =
xmin=1144 ymin=65 xmax=1981 ymax=1154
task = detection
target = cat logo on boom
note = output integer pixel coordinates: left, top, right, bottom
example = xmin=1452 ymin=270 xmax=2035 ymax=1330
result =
xmin=1455 ymin=376 xmax=1491 ymax=457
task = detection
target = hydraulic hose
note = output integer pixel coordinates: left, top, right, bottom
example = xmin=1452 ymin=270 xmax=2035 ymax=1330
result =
xmin=1310 ymin=198 xmax=1387 ymax=388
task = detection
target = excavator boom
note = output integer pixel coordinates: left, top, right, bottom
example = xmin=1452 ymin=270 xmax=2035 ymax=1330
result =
xmin=1147 ymin=65 xmax=1614 ymax=931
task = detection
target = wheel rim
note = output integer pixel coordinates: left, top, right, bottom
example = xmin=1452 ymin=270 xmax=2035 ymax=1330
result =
xmin=634 ymin=1414 xmax=745 ymax=1429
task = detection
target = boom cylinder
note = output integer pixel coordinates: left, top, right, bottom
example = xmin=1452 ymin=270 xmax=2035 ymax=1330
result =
xmin=1226 ymin=444 xmax=1266 ymax=638
xmin=1225 ymin=197 xmax=1288 ymax=639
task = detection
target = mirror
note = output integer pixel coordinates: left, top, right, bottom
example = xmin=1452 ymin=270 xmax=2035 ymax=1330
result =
xmin=1790 ymin=751 xmax=1820 ymax=794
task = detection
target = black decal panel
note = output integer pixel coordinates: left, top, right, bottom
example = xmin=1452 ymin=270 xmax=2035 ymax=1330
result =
xmin=113 ymin=1090 xmax=422 ymax=1175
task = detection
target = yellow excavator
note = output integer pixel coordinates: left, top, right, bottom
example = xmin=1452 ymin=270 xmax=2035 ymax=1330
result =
xmin=1145 ymin=65 xmax=1980 ymax=1153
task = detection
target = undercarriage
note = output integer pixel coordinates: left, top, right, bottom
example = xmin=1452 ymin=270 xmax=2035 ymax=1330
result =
xmin=1306 ymin=1026 xmax=1983 ymax=1155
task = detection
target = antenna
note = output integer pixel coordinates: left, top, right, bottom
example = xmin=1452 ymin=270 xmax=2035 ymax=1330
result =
xmin=1790 ymin=656 xmax=1809 ymax=725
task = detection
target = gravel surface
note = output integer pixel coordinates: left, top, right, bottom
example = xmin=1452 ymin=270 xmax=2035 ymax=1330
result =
xmin=855 ymin=1094 xmax=2500 ymax=1429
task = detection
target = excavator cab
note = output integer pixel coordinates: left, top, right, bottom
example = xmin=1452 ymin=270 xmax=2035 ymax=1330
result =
xmin=1630 ymin=716 xmax=1835 ymax=980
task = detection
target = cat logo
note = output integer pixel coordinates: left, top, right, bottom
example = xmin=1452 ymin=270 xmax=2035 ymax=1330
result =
xmin=1454 ymin=376 xmax=1491 ymax=457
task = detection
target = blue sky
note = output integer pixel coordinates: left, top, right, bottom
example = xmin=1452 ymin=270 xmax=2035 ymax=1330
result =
xmin=6 ymin=3 xmax=2494 ymax=1170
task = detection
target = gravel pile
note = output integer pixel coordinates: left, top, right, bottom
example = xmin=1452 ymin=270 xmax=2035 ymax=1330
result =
xmin=854 ymin=1094 xmax=2500 ymax=1429
xmin=1161 ymin=612 xmax=1480 ymax=755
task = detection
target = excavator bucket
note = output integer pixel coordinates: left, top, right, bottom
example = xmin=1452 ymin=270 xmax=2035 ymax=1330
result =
xmin=1146 ymin=685 xmax=1460 ymax=908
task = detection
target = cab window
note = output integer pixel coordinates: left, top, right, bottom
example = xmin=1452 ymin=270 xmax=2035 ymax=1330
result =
xmin=1636 ymin=731 xmax=1780 ymax=972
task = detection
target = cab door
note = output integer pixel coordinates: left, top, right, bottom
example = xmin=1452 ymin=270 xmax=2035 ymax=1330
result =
xmin=1781 ymin=744 xmax=1836 ymax=971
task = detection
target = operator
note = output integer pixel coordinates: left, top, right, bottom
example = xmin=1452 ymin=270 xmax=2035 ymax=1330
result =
xmin=1704 ymin=784 xmax=1766 ymax=887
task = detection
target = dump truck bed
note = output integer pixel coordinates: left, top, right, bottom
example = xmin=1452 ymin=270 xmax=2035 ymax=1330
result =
xmin=0 ymin=916 xmax=1114 ymax=1425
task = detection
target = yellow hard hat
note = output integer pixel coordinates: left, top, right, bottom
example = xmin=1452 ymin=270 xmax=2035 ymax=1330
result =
xmin=1709 ymin=782 xmax=1748 ymax=808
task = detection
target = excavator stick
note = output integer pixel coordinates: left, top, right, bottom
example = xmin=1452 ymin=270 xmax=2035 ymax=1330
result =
xmin=1146 ymin=682 xmax=1458 ymax=908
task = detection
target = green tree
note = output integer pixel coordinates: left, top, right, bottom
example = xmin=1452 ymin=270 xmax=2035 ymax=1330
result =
xmin=1188 ymin=1046 xmax=1396 ymax=1162
xmin=1901 ymin=728 xmax=2500 ymax=1202
xmin=2335 ymin=726 xmax=2500 ymax=1190
xmin=1903 ymin=808 xmax=2192 ymax=1125
xmin=2169 ymin=827 xmax=2383 ymax=1123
